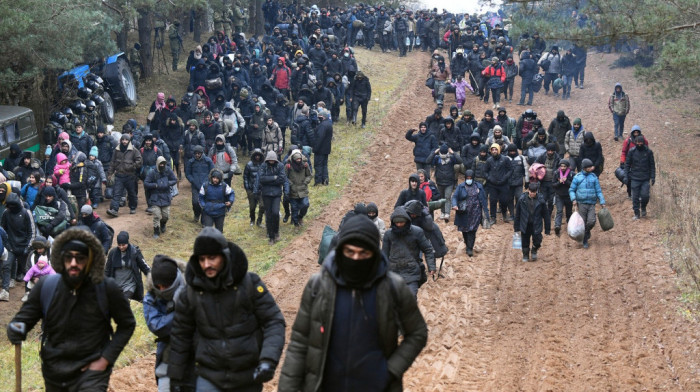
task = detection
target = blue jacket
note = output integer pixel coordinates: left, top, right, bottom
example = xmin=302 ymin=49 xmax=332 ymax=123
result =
xmin=405 ymin=129 xmax=437 ymax=164
xmin=185 ymin=156 xmax=214 ymax=192
xmin=20 ymin=183 xmax=41 ymax=209
xmin=144 ymin=162 xmax=177 ymax=207
xmin=569 ymin=171 xmax=605 ymax=205
xmin=199 ymin=181 xmax=235 ymax=218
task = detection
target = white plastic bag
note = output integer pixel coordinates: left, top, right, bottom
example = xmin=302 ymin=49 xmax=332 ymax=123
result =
xmin=567 ymin=210 xmax=585 ymax=242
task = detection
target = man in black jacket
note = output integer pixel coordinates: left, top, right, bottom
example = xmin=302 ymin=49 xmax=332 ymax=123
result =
xmin=518 ymin=51 xmax=537 ymax=106
xmin=624 ymin=136 xmax=656 ymax=220
xmin=254 ymin=151 xmax=288 ymax=244
xmin=348 ymin=71 xmax=372 ymax=127
xmin=313 ymin=109 xmax=333 ymax=185
xmin=1 ymin=193 xmax=35 ymax=286
xmin=484 ymin=143 xmax=513 ymax=224
xmin=79 ymin=205 xmax=113 ymax=253
xmin=7 ymin=228 xmax=135 ymax=391
xmin=105 ymin=231 xmax=151 ymax=301
xmin=514 ymin=183 xmax=552 ymax=262
xmin=168 ymin=227 xmax=285 ymax=391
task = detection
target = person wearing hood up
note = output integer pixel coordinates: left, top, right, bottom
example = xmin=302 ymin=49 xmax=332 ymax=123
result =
xmin=366 ymin=202 xmax=387 ymax=240
xmin=186 ymin=45 xmax=203 ymax=73
xmin=620 ymin=125 xmax=648 ymax=198
xmin=7 ymin=229 xmax=136 ymax=389
xmin=208 ymin=134 xmax=239 ymax=187
xmin=624 ymin=135 xmax=656 ymax=220
xmin=2 ymin=192 xmax=36 ymax=294
xmin=548 ymin=110 xmax=571 ymax=155
xmin=285 ymin=149 xmax=312 ymax=227
xmin=564 ymin=118 xmax=586 ymax=170
xmin=167 ymin=227 xmax=285 ymax=390
xmin=382 ymin=206 xmax=435 ymax=297
xmin=270 ymin=57 xmax=292 ymax=98
xmin=107 ymin=134 xmax=143 ymax=217
xmin=313 ymin=109 xmax=333 ymax=185
xmin=244 ymin=149 xmax=266 ymax=227
xmin=427 ymin=143 xmax=462 ymax=222
xmin=189 ymin=59 xmax=209 ymax=91
xmin=484 ymin=143 xmax=513 ymax=224
xmin=406 ymin=122 xmax=438 ymax=173
xmin=452 ymin=169 xmax=489 ymax=257
xmin=185 ymin=145 xmax=213 ymax=224
xmin=144 ymin=156 xmax=177 ymax=238
xmin=394 ymin=173 xmax=428 ymax=209
xmin=254 ymin=151 xmax=288 ymax=244
xmin=578 ymin=131 xmax=604 ymax=176
xmin=3 ymin=144 xmax=23 ymax=173
xmin=143 ymin=255 xmax=193 ymax=391
xmin=199 ymin=168 xmax=235 ymax=233
xmin=279 ymin=214 xmax=427 ymax=391
xmin=348 ymin=70 xmax=372 ymax=127
xmin=79 ymin=205 xmax=113 ymax=253
xmin=608 ymin=82 xmax=630 ymax=141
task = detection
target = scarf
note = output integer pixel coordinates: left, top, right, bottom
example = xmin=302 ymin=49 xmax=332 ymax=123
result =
xmin=558 ymin=168 xmax=570 ymax=182
xmin=155 ymin=92 xmax=166 ymax=110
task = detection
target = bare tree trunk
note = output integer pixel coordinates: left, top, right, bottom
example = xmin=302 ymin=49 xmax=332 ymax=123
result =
xmin=116 ymin=19 xmax=129 ymax=52
xmin=251 ymin=0 xmax=264 ymax=36
xmin=137 ymin=9 xmax=154 ymax=78
xmin=193 ymin=7 xmax=204 ymax=43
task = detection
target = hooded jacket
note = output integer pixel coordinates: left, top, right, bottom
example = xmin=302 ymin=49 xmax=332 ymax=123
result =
xmin=208 ymin=134 xmax=239 ymax=176
xmin=608 ymin=83 xmax=630 ymax=116
xmin=382 ymin=207 xmax=436 ymax=284
xmin=263 ymin=120 xmax=284 ymax=154
xmin=144 ymin=156 xmax=177 ymax=207
xmin=109 ymin=141 xmax=142 ymax=177
xmin=624 ymin=144 xmax=656 ymax=182
xmin=547 ymin=111 xmax=571 ymax=154
xmin=105 ymin=240 xmax=150 ymax=301
xmin=394 ymin=174 xmax=428 ymax=208
xmin=484 ymin=146 xmax=513 ymax=186
xmin=564 ymin=125 xmax=585 ymax=157
xmin=199 ymin=169 xmax=235 ymax=218
xmin=255 ymin=152 xmax=288 ymax=197
xmin=185 ymin=147 xmax=214 ymax=192
xmin=1 ymin=193 xmax=36 ymax=253
xmin=313 ymin=117 xmax=333 ymax=155
xmin=514 ymin=192 xmax=551 ymax=234
xmin=348 ymin=71 xmax=372 ymax=102
xmin=8 ymin=229 xmax=135 ymax=384
xmin=285 ymin=151 xmax=312 ymax=198
xmin=578 ymin=132 xmax=604 ymax=175
xmin=243 ymin=149 xmax=265 ymax=192
xmin=168 ymin=228 xmax=286 ymax=389
xmin=437 ymin=119 xmax=463 ymax=152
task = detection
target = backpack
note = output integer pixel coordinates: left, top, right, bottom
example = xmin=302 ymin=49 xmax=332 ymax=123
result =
xmin=539 ymin=58 xmax=551 ymax=72
xmin=427 ymin=181 xmax=441 ymax=201
xmin=532 ymin=74 xmax=543 ymax=92
xmin=103 ymin=221 xmax=115 ymax=249
xmin=40 ymin=274 xmax=110 ymax=327
xmin=34 ymin=205 xmax=68 ymax=237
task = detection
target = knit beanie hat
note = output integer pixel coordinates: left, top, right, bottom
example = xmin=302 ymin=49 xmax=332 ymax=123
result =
xmin=117 ymin=231 xmax=129 ymax=245
xmin=151 ymin=255 xmax=179 ymax=287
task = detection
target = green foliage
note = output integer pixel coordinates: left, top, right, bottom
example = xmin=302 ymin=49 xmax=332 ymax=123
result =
xmin=0 ymin=0 xmax=118 ymax=96
xmin=506 ymin=0 xmax=700 ymax=96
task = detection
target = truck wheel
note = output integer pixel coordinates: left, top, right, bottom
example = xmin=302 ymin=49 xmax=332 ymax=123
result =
xmin=101 ymin=91 xmax=115 ymax=124
xmin=104 ymin=58 xmax=137 ymax=107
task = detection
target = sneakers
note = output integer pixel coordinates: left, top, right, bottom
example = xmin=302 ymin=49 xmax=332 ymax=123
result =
xmin=250 ymin=220 xmax=254 ymax=226
xmin=283 ymin=214 xmax=290 ymax=223
xmin=21 ymin=293 xmax=29 ymax=302
xmin=130 ymin=208 xmax=136 ymax=214
xmin=531 ymin=249 xmax=538 ymax=261
xmin=641 ymin=209 xmax=647 ymax=217
xmin=0 ymin=290 xmax=8 ymax=301
xmin=9 ymin=280 xmax=15 ymax=288
xmin=633 ymin=214 xmax=640 ymax=220
xmin=554 ymin=227 xmax=561 ymax=236
xmin=522 ymin=250 xmax=529 ymax=262
xmin=146 ymin=206 xmax=155 ymax=214
xmin=106 ymin=209 xmax=119 ymax=217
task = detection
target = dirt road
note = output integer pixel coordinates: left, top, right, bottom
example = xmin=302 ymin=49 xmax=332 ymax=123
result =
xmin=108 ymin=50 xmax=700 ymax=391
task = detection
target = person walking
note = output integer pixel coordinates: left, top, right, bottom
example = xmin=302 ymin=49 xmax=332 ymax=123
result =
xmin=285 ymin=149 xmax=312 ymax=227
xmin=199 ymin=169 xmax=235 ymax=233
xmin=144 ymin=156 xmax=178 ymax=238
xmin=255 ymin=152 xmax=288 ymax=244
xmin=452 ymin=170 xmax=489 ymax=257
xmin=7 ymin=228 xmax=136 ymax=391
xmin=624 ymin=136 xmax=656 ymax=219
xmin=514 ymin=182 xmax=552 ymax=262
xmin=569 ymin=159 xmax=606 ymax=249
xmin=105 ymin=231 xmax=151 ymax=301
xmin=167 ymin=227 xmax=286 ymax=391
xmin=608 ymin=82 xmax=630 ymax=141
xmin=107 ymin=134 xmax=142 ymax=217
xmin=185 ymin=145 xmax=214 ymax=223
xmin=278 ymin=214 xmax=427 ymax=391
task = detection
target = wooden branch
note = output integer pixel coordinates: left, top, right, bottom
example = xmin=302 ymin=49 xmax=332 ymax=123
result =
xmin=101 ymin=0 xmax=123 ymax=16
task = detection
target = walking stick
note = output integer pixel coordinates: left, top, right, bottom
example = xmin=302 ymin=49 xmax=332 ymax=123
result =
xmin=468 ymin=69 xmax=481 ymax=91
xmin=9 ymin=322 xmax=26 ymax=392
xmin=432 ymin=256 xmax=445 ymax=281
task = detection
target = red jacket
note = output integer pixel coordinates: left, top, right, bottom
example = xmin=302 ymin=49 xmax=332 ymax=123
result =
xmin=481 ymin=64 xmax=507 ymax=82
xmin=620 ymin=135 xmax=648 ymax=163
xmin=271 ymin=59 xmax=291 ymax=90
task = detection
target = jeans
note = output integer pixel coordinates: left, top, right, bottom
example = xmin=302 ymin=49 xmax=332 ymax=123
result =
xmin=314 ymin=154 xmax=329 ymax=184
xmin=289 ymin=197 xmax=309 ymax=225
xmin=562 ymin=75 xmax=573 ymax=97
xmin=519 ymin=80 xmax=534 ymax=104
xmin=201 ymin=214 xmax=225 ymax=232
xmin=351 ymin=99 xmax=368 ymax=124
xmin=554 ymin=195 xmax=573 ymax=228
xmin=110 ymin=174 xmax=138 ymax=212
xmin=191 ymin=189 xmax=202 ymax=217
xmin=508 ymin=184 xmax=523 ymax=216
xmin=484 ymin=87 xmax=501 ymax=105
xmin=246 ymin=189 xmax=264 ymax=223
xmin=437 ymin=184 xmax=454 ymax=213
xmin=1 ymin=254 xmax=11 ymax=291
xmin=574 ymin=66 xmax=585 ymax=86
xmin=397 ymin=32 xmax=407 ymax=55
xmin=434 ymin=80 xmax=446 ymax=105
xmin=263 ymin=195 xmax=281 ymax=240
xmin=630 ymin=179 xmax=651 ymax=215
xmin=503 ymin=77 xmax=515 ymax=100
xmin=613 ymin=113 xmax=626 ymax=138
xmin=543 ymin=73 xmax=559 ymax=93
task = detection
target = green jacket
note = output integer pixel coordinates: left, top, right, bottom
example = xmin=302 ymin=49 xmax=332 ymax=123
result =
xmin=285 ymin=153 xmax=311 ymax=199
xmin=278 ymin=256 xmax=428 ymax=392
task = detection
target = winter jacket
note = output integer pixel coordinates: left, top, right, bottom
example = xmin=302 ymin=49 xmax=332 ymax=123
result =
xmin=569 ymin=171 xmax=605 ymax=205
xmin=624 ymin=145 xmax=656 ymax=182
xmin=199 ymin=171 xmax=235 ymax=218
xmin=535 ymin=152 xmax=561 ymax=182
xmin=437 ymin=122 xmax=463 ymax=152
xmin=185 ymin=154 xmax=214 ymax=193
xmin=271 ymin=61 xmax=292 ymax=90
xmin=538 ymin=52 xmax=561 ymax=74
xmin=279 ymin=247 xmax=426 ymax=392
xmin=608 ymin=83 xmax=630 ymax=116
xmin=578 ymin=132 xmax=604 ymax=175
xmin=208 ymin=135 xmax=239 ymax=177
xmin=144 ymin=158 xmax=177 ymax=207
xmin=484 ymin=153 xmax=513 ymax=186
xmin=394 ymin=174 xmax=428 ymax=208
xmin=508 ymin=154 xmax=529 ymax=187
xmin=79 ymin=213 xmax=113 ymax=253
xmin=243 ymin=150 xmax=265 ymax=192
xmin=285 ymin=151 xmax=312 ymax=198
xmin=620 ymin=135 xmax=648 ymax=164
xmin=514 ymin=193 xmax=551 ymax=234
xmin=168 ymin=229 xmax=285 ymax=390
xmin=53 ymin=155 xmax=71 ymax=185
xmin=451 ymin=181 xmax=489 ymax=227
xmin=405 ymin=129 xmax=438 ymax=164
xmin=313 ymin=118 xmax=333 ymax=155
xmin=69 ymin=131 xmax=94 ymax=156
xmin=476 ymin=119 xmax=496 ymax=143
xmin=547 ymin=114 xmax=571 ymax=155
xmin=348 ymin=72 xmax=372 ymax=102
xmin=382 ymin=209 xmax=436 ymax=284
xmin=263 ymin=122 xmax=284 ymax=154
xmin=255 ymin=155 xmax=288 ymax=198
xmin=428 ymin=151 xmax=462 ymax=186
xmin=1 ymin=193 xmax=36 ymax=253
xmin=20 ymin=183 xmax=41 ymax=209
xmin=8 ymin=229 xmax=135 ymax=384
xmin=518 ymin=57 xmax=537 ymax=80
xmin=183 ymin=129 xmax=206 ymax=161
xmin=109 ymin=142 xmax=142 ymax=177
xmin=552 ymin=168 xmax=574 ymax=198
xmin=105 ymin=243 xmax=150 ymax=301
xmin=564 ymin=127 xmax=585 ymax=157
xmin=160 ymin=114 xmax=184 ymax=150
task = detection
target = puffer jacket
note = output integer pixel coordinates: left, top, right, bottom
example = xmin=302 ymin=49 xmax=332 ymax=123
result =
xmin=278 ymin=247 xmax=427 ymax=392
xmin=263 ymin=121 xmax=284 ymax=154
xmin=1 ymin=193 xmax=36 ymax=253
xmin=624 ymin=145 xmax=655 ymax=182
xmin=255 ymin=152 xmax=288 ymax=198
xmin=405 ymin=129 xmax=438 ymax=164
xmin=285 ymin=151 xmax=312 ymax=198
xmin=313 ymin=118 xmax=333 ymax=155
xmin=564 ymin=126 xmax=585 ymax=157
xmin=382 ymin=209 xmax=435 ymax=286
xmin=437 ymin=121 xmax=463 ymax=152
xmin=199 ymin=170 xmax=235 ymax=218
xmin=508 ymin=153 xmax=528 ymax=187
xmin=394 ymin=174 xmax=428 ymax=208
xmin=578 ymin=132 xmax=604 ymax=174
xmin=243 ymin=149 xmax=265 ymax=191
xmin=208 ymin=135 xmax=239 ymax=177
xmin=144 ymin=157 xmax=177 ymax=207
xmin=185 ymin=153 xmax=214 ymax=193
xmin=7 ymin=228 xmax=135 ymax=384
xmin=168 ymin=228 xmax=286 ymax=390
xmin=484 ymin=152 xmax=513 ymax=186
xmin=569 ymin=171 xmax=606 ymax=205
xmin=427 ymin=151 xmax=462 ymax=186
xmin=514 ymin=193 xmax=551 ymax=234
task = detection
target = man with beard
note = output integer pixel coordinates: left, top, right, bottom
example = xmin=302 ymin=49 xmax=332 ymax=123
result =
xmin=382 ymin=206 xmax=435 ymax=297
xmin=107 ymin=134 xmax=143 ymax=217
xmin=7 ymin=228 xmax=135 ymax=391
xmin=547 ymin=110 xmax=571 ymax=155
xmin=484 ymin=143 xmax=513 ymax=224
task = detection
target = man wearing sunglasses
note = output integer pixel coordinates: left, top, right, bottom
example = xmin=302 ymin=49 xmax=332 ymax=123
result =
xmin=7 ymin=228 xmax=135 ymax=391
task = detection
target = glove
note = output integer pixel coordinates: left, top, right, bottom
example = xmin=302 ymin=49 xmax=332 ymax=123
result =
xmin=619 ymin=162 xmax=624 ymax=168
xmin=253 ymin=360 xmax=275 ymax=382
xmin=651 ymin=179 xmax=655 ymax=186
xmin=7 ymin=322 xmax=26 ymax=345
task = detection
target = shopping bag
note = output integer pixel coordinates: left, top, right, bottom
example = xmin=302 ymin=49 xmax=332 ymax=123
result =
xmin=567 ymin=210 xmax=585 ymax=241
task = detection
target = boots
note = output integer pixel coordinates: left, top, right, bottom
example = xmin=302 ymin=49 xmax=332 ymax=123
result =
xmin=160 ymin=222 xmax=167 ymax=234
xmin=522 ymin=248 xmax=530 ymax=262
xmin=153 ymin=227 xmax=160 ymax=239
xmin=531 ymin=247 xmax=538 ymax=261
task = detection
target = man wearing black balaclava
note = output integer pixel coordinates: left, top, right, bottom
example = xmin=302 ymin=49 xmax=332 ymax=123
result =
xmin=279 ymin=214 xmax=428 ymax=391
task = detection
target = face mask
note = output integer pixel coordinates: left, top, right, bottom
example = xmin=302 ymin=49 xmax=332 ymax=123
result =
xmin=344 ymin=53 xmax=349 ymax=57
xmin=234 ymin=67 xmax=241 ymax=72
xmin=466 ymin=179 xmax=473 ymax=185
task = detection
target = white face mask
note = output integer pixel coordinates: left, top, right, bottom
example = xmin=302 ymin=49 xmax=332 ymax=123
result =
xmin=466 ymin=179 xmax=473 ymax=185
xmin=344 ymin=53 xmax=349 ymax=57
xmin=234 ymin=67 xmax=241 ymax=72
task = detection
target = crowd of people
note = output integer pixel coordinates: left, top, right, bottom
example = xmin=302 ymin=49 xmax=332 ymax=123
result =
xmin=2 ymin=2 xmax=659 ymax=392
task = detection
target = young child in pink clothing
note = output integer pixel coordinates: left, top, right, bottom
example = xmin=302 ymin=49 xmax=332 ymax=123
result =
xmin=22 ymin=255 xmax=56 ymax=302
xmin=53 ymin=153 xmax=71 ymax=185
xmin=453 ymin=74 xmax=473 ymax=110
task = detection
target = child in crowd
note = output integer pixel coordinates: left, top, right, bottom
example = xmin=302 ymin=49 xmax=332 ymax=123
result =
xmin=22 ymin=255 xmax=56 ymax=302
xmin=453 ymin=74 xmax=473 ymax=111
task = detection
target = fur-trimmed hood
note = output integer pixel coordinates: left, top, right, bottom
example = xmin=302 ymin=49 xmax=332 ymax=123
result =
xmin=50 ymin=228 xmax=107 ymax=284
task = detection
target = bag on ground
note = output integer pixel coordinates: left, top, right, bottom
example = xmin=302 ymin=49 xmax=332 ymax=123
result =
xmin=597 ymin=207 xmax=614 ymax=231
xmin=567 ymin=210 xmax=585 ymax=241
